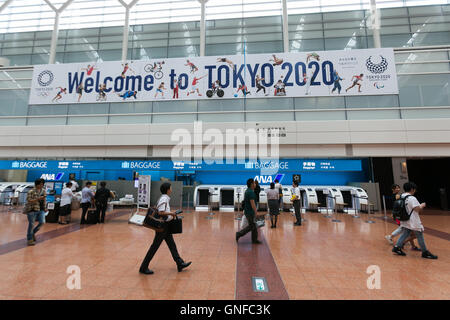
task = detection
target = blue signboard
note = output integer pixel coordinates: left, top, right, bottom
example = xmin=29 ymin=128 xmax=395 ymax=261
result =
xmin=0 ymin=159 xmax=362 ymax=172
xmin=1 ymin=159 xmax=367 ymax=186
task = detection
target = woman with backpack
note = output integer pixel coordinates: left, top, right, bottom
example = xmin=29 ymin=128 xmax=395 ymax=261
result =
xmin=139 ymin=182 xmax=192 ymax=274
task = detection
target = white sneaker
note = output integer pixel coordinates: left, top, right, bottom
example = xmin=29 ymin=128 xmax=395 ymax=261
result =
xmin=385 ymin=235 xmax=393 ymax=245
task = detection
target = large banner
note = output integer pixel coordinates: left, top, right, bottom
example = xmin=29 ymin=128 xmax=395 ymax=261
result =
xmin=29 ymin=48 xmax=398 ymax=105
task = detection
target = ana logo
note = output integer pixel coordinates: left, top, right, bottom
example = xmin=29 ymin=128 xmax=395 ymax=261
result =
xmin=303 ymin=161 xmax=316 ymax=170
xmin=11 ymin=161 xmax=20 ymax=168
xmin=121 ymin=161 xmax=130 ymax=169
xmin=366 ymin=55 xmax=388 ymax=74
xmin=40 ymin=173 xmax=64 ymax=181
xmin=374 ymin=82 xmax=385 ymax=89
xmin=37 ymin=70 xmax=54 ymax=87
xmin=254 ymin=174 xmax=284 ymax=184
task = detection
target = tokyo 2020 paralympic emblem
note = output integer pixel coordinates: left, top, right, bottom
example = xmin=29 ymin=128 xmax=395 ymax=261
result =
xmin=366 ymin=55 xmax=388 ymax=74
xmin=37 ymin=70 xmax=54 ymax=86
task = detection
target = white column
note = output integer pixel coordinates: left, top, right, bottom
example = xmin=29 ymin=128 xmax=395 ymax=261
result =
xmin=198 ymin=0 xmax=209 ymax=57
xmin=49 ymin=12 xmax=60 ymax=64
xmin=0 ymin=0 xmax=14 ymax=13
xmin=44 ymin=0 xmax=74 ymax=64
xmin=118 ymin=0 xmax=139 ymax=62
xmin=370 ymin=0 xmax=381 ymax=48
xmin=282 ymin=0 xmax=289 ymax=53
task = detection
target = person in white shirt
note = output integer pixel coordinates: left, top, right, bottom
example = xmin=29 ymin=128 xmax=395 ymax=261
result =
xmin=80 ymin=181 xmax=95 ymax=224
xmin=266 ymin=183 xmax=280 ymax=228
xmin=292 ymin=181 xmax=302 ymax=226
xmin=139 ymin=182 xmax=192 ymax=275
xmin=392 ymin=182 xmax=438 ymax=259
xmin=70 ymin=180 xmax=79 ymax=192
xmin=59 ymin=182 xmax=73 ymax=224
xmin=274 ymin=179 xmax=283 ymax=211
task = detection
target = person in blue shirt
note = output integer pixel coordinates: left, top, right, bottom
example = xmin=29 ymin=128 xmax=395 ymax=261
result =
xmin=331 ymin=71 xmax=344 ymax=94
xmin=117 ymin=90 xmax=137 ymax=100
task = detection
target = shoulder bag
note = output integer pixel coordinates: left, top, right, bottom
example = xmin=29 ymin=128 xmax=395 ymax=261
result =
xmin=143 ymin=198 xmax=167 ymax=232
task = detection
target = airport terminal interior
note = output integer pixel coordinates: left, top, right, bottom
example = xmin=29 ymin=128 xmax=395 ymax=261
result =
xmin=1 ymin=0 xmax=450 ymax=301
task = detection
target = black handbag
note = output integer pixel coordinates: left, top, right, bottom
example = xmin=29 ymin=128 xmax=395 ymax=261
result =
xmin=167 ymin=216 xmax=182 ymax=234
xmin=143 ymin=199 xmax=167 ymax=232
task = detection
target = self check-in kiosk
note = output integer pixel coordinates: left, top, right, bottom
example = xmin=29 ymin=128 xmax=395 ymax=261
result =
xmin=301 ymin=187 xmax=319 ymax=212
xmin=281 ymin=187 xmax=294 ymax=211
xmin=258 ymin=186 xmax=268 ymax=211
xmin=219 ymin=186 xmax=235 ymax=212
xmin=314 ymin=186 xmax=344 ymax=213
xmin=0 ymin=182 xmax=22 ymax=205
xmin=194 ymin=185 xmax=219 ymax=211
xmin=352 ymin=187 xmax=369 ymax=212
xmin=14 ymin=183 xmax=34 ymax=205
xmin=194 ymin=184 xmax=370 ymax=214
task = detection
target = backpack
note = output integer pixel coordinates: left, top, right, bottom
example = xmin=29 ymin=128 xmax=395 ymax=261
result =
xmin=392 ymin=195 xmax=413 ymax=221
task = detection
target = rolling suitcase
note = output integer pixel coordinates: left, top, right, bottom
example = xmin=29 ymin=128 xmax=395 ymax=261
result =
xmin=86 ymin=209 xmax=99 ymax=224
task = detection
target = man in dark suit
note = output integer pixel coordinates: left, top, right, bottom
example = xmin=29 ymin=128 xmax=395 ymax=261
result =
xmin=94 ymin=181 xmax=114 ymax=223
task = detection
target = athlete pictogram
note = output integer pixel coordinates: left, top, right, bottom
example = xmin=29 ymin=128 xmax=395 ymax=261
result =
xmin=346 ymin=74 xmax=364 ymax=93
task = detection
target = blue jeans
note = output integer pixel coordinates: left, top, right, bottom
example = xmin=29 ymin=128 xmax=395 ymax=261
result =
xmin=27 ymin=211 xmax=45 ymax=241
xmin=391 ymin=226 xmax=403 ymax=237
xmin=395 ymin=227 xmax=427 ymax=252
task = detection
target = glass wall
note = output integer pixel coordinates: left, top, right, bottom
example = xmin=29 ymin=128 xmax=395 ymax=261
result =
xmin=0 ymin=4 xmax=449 ymax=126
xmin=0 ymin=4 xmax=449 ymax=66
xmin=288 ymin=4 xmax=450 ymax=52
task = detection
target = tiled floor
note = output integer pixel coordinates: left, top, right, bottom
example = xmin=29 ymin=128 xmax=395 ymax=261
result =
xmin=0 ymin=205 xmax=449 ymax=300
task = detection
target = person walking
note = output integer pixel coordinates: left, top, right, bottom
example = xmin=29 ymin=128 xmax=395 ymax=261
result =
xmin=59 ymin=182 xmax=73 ymax=224
xmin=139 ymin=182 xmax=191 ymax=275
xmin=392 ymin=182 xmax=438 ymax=259
xmin=25 ymin=179 xmax=46 ymax=246
xmin=254 ymin=180 xmax=261 ymax=211
xmin=236 ymin=179 xmax=261 ymax=244
xmin=80 ymin=181 xmax=95 ymax=224
xmin=385 ymin=184 xmax=420 ymax=250
xmin=292 ymin=181 xmax=302 ymax=226
xmin=266 ymin=182 xmax=280 ymax=228
xmin=275 ymin=179 xmax=283 ymax=212
xmin=70 ymin=179 xmax=79 ymax=192
xmin=94 ymin=181 xmax=114 ymax=223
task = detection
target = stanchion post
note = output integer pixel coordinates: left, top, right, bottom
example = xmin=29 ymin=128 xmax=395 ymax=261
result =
xmin=235 ymin=192 xmax=242 ymax=220
xmin=353 ymin=194 xmax=360 ymax=218
xmin=331 ymin=195 xmax=341 ymax=223
xmin=300 ymin=194 xmax=306 ymax=222
xmin=365 ymin=196 xmax=375 ymax=224
xmin=324 ymin=195 xmax=332 ymax=218
xmin=206 ymin=189 xmax=215 ymax=219
xmin=382 ymin=195 xmax=387 ymax=220
xmin=186 ymin=192 xmax=190 ymax=213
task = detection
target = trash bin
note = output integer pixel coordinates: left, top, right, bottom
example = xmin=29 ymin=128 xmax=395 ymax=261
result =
xmin=46 ymin=201 xmax=61 ymax=223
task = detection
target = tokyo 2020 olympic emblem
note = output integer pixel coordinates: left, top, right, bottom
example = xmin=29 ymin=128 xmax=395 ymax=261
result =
xmin=366 ymin=55 xmax=388 ymax=74
xmin=37 ymin=70 xmax=54 ymax=86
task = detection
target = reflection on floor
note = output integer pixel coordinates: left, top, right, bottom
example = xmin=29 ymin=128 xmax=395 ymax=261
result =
xmin=0 ymin=205 xmax=449 ymax=300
